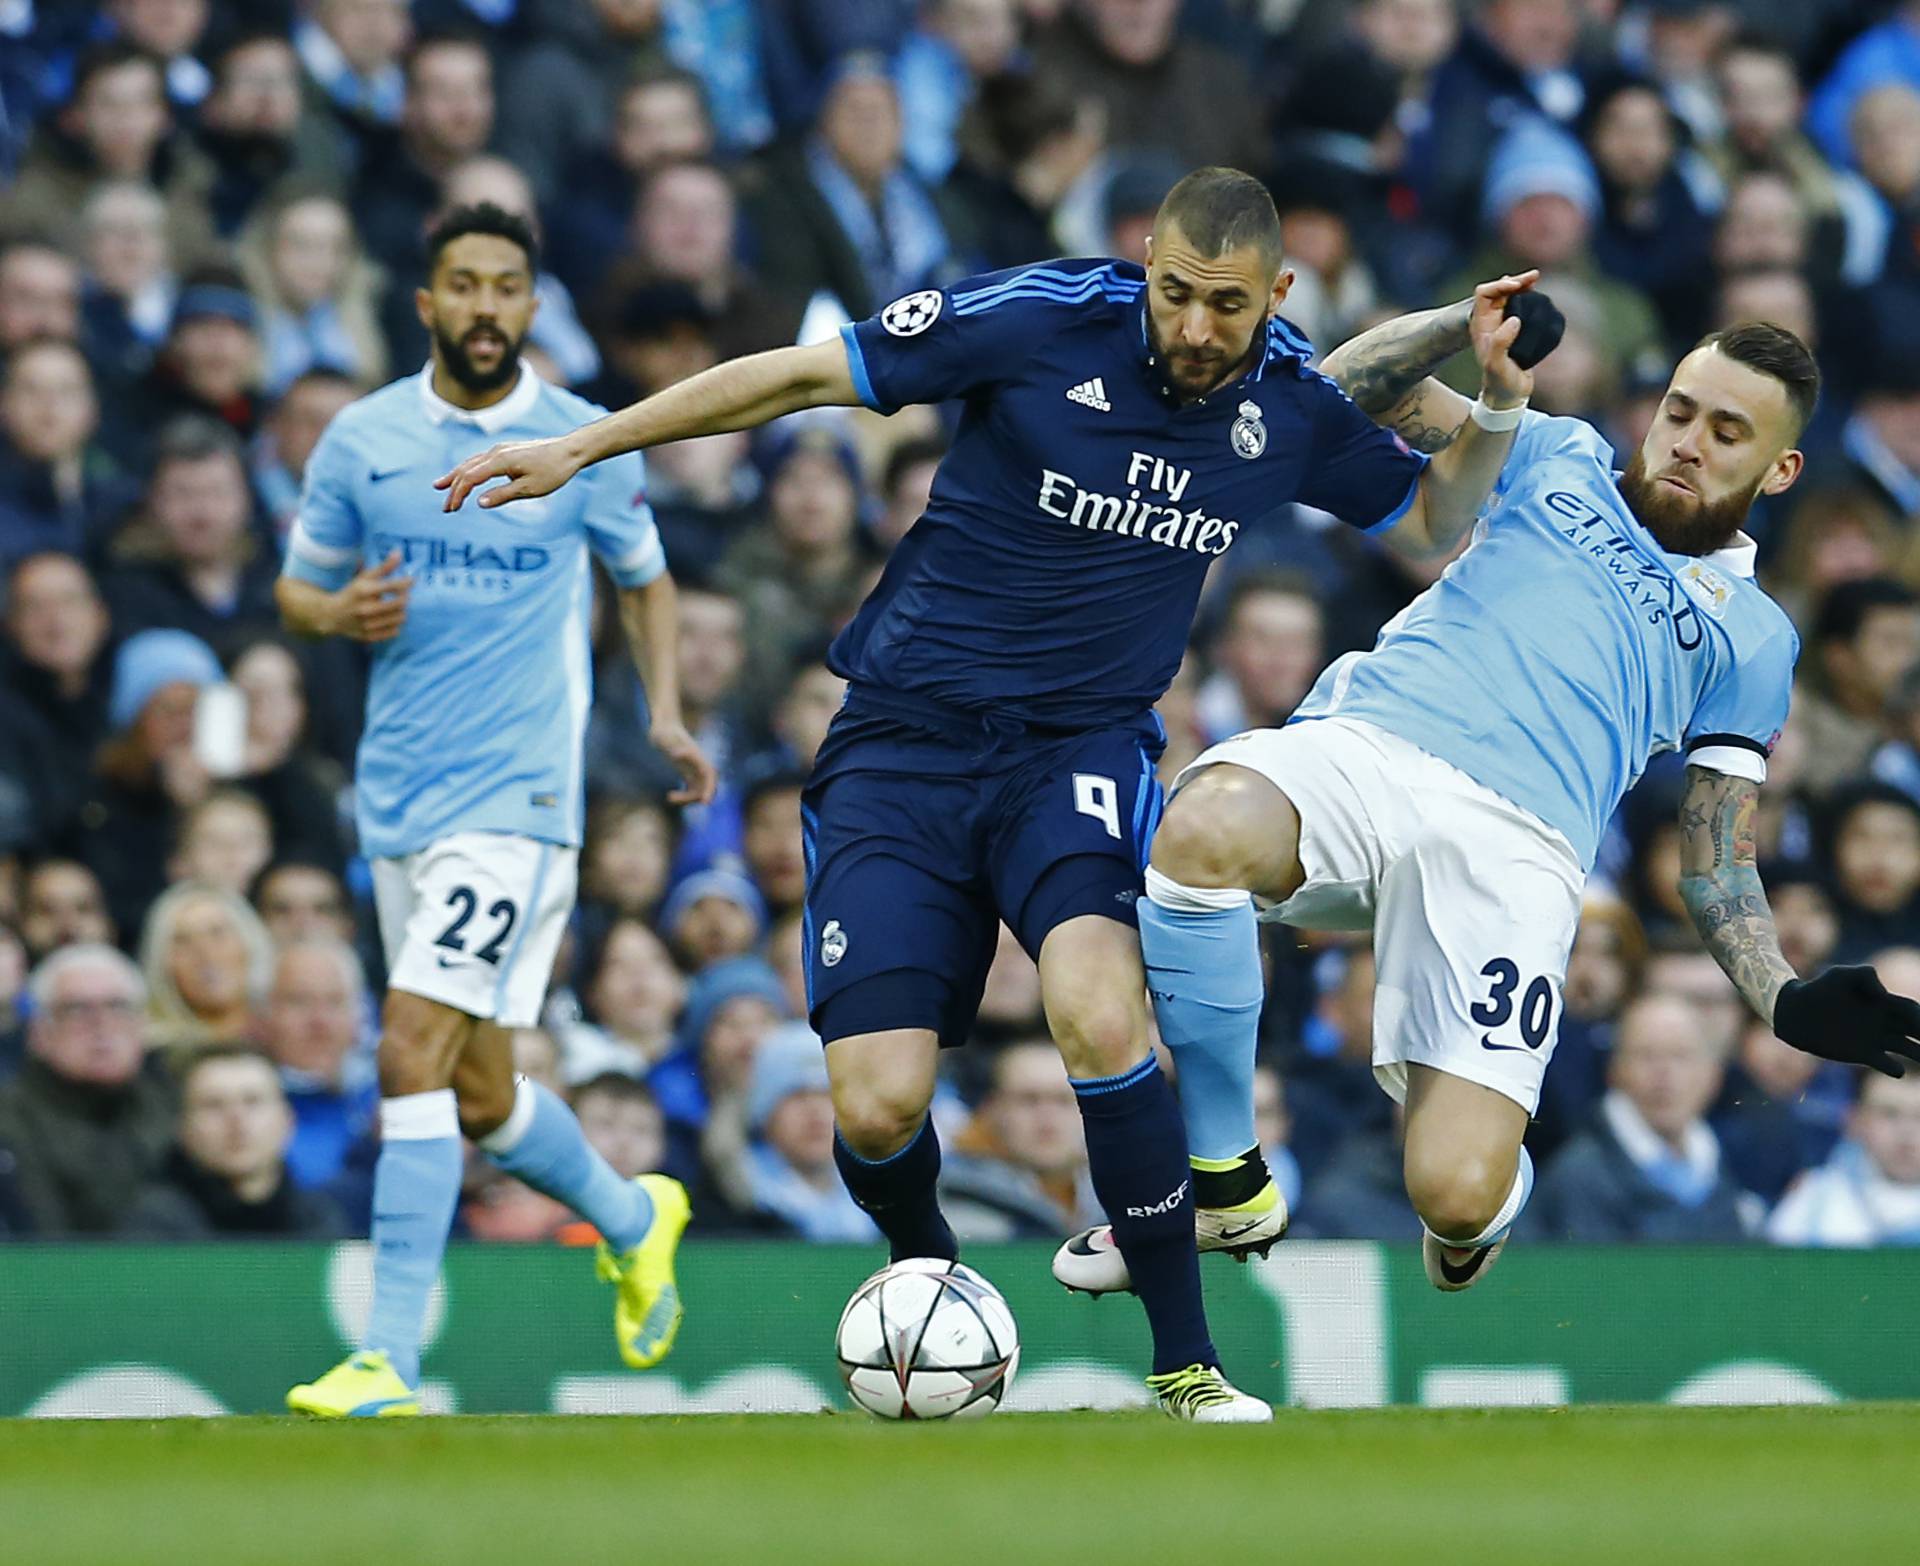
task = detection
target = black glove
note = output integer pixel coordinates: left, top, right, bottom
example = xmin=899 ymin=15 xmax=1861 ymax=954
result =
xmin=1503 ymin=291 xmax=1566 ymax=370
xmin=1772 ymin=966 xmax=1920 ymax=1078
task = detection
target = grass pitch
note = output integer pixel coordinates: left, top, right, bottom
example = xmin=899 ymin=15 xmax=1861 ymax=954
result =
xmin=4 ymin=1404 xmax=1914 ymax=1566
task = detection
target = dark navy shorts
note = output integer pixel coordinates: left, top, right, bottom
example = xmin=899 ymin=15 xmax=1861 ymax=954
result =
xmin=801 ymin=695 xmax=1165 ymax=1048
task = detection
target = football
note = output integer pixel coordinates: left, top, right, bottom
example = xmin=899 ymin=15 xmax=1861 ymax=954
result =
xmin=835 ymin=1258 xmax=1020 ymax=1420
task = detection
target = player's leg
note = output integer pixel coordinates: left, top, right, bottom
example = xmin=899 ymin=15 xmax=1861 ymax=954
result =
xmin=1402 ymin=1065 xmax=1533 ymax=1289
xmin=825 ymin=1024 xmax=954 ymax=1261
xmin=1138 ymin=759 xmax=1306 ymax=1231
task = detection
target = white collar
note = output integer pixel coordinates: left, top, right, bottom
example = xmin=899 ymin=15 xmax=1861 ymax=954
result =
xmin=416 ymin=361 xmax=542 ymax=433
xmin=1602 ymin=1089 xmax=1720 ymax=1179
xmin=1703 ymin=532 xmax=1757 ymax=579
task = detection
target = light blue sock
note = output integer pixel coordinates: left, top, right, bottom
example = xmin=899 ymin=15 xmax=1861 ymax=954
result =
xmin=478 ymin=1078 xmax=655 ymax=1251
xmin=1139 ymin=866 xmax=1265 ymax=1163
xmin=362 ymin=1089 xmax=463 ymax=1387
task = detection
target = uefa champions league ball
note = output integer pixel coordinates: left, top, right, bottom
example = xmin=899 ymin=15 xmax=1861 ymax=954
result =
xmin=835 ymin=1258 xmax=1020 ymax=1420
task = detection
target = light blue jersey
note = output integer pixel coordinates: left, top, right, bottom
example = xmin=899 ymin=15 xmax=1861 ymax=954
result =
xmin=282 ymin=365 xmax=665 ymax=858
xmin=1293 ymin=411 xmax=1799 ymax=869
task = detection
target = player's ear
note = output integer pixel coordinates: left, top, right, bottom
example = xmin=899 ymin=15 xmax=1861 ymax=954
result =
xmin=414 ymin=286 xmax=433 ymax=331
xmin=1270 ymin=267 xmax=1295 ymax=309
xmin=1761 ymin=446 xmax=1804 ymax=497
xmin=1143 ymin=230 xmax=1155 ymax=269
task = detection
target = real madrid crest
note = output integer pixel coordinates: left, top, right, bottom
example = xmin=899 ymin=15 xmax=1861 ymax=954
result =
xmin=1231 ymin=399 xmax=1266 ymax=459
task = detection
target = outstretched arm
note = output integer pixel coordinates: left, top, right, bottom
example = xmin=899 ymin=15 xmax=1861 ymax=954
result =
xmin=1322 ymin=275 xmax=1538 ymax=559
xmin=438 ymin=338 xmax=860 ymax=510
xmin=1677 ymin=764 xmax=1920 ymax=1077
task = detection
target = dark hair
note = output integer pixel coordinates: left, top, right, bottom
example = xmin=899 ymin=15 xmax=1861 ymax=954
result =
xmin=1824 ymin=781 xmax=1920 ymax=847
xmin=1153 ymin=167 xmax=1283 ymax=272
xmin=150 ymin=414 xmax=247 ymax=475
xmin=249 ymin=857 xmax=348 ymax=907
xmin=1693 ymin=320 xmax=1821 ymax=437
xmin=177 ymin=1041 xmax=280 ymax=1091
xmin=70 ymin=41 xmax=162 ymax=101
xmin=1812 ymin=576 xmax=1918 ymax=647
xmin=424 ymin=202 xmax=539 ymax=278
xmin=1217 ymin=567 xmax=1320 ymax=637
xmin=743 ymin=770 xmax=808 ymax=825
xmin=404 ymin=28 xmax=492 ymax=83
xmin=882 ymin=436 xmax=947 ymax=499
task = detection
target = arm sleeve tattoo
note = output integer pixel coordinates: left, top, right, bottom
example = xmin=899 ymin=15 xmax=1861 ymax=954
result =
xmin=1675 ymin=765 xmax=1798 ymax=1020
xmin=1319 ymin=302 xmax=1474 ymax=452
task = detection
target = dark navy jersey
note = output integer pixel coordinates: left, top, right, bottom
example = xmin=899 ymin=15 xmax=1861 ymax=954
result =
xmin=832 ymin=258 xmax=1427 ymax=728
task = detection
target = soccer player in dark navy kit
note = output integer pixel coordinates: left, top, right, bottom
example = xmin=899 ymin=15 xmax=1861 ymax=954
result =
xmin=441 ymin=169 xmax=1538 ymax=1421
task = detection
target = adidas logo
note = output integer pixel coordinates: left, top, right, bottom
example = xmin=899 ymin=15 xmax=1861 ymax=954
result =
xmin=1065 ymin=377 xmax=1111 ymax=412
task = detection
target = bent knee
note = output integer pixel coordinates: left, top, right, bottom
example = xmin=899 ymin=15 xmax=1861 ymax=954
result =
xmin=1050 ymin=997 xmax=1145 ymax=1081
xmin=1150 ymin=767 xmax=1296 ymax=891
xmin=1404 ymin=1153 xmax=1513 ymax=1242
xmin=458 ymin=1080 xmax=518 ymax=1141
xmin=831 ymin=1079 xmax=928 ymax=1158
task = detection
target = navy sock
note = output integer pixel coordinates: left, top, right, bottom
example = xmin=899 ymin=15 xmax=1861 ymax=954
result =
xmin=832 ymin=1118 xmax=958 ymax=1263
xmin=1073 ymin=1056 xmax=1217 ymax=1377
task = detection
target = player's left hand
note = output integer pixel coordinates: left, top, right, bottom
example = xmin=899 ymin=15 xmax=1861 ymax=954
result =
xmin=1773 ymin=965 xmax=1920 ymax=1078
xmin=436 ymin=434 xmax=583 ymax=511
xmin=652 ymin=721 xmax=719 ymax=806
xmin=1468 ymin=270 xmax=1541 ymax=408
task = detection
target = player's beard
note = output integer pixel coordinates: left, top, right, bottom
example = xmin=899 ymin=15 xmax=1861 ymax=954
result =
xmin=1148 ymin=309 xmax=1268 ymax=400
xmin=434 ymin=320 xmax=526 ymax=395
xmin=1616 ymin=449 xmax=1761 ymax=556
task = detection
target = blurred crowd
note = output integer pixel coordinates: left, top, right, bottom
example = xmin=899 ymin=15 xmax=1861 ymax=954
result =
xmin=4 ymin=0 xmax=1920 ymax=1252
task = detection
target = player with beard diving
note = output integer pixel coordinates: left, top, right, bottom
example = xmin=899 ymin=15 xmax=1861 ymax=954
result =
xmin=436 ymin=167 xmax=1539 ymax=1420
xmin=1052 ymin=312 xmax=1920 ymax=1302
xmin=278 ymin=203 xmax=717 ymax=1417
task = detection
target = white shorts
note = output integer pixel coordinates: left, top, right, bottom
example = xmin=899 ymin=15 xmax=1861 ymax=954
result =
xmin=371 ymin=832 xmax=578 ymax=1028
xmin=1181 ymin=718 xmax=1586 ymax=1115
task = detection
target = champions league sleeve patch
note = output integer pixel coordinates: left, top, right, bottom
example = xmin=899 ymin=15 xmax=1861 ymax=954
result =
xmin=882 ymin=289 xmax=944 ymax=337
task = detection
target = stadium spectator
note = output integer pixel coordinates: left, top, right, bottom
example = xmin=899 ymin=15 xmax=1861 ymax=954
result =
xmin=944 ymin=1040 xmax=1098 ymax=1240
xmin=897 ymin=0 xmax=1026 ymax=186
xmin=67 ymin=627 xmax=223 ymax=934
xmin=573 ymin=1071 xmax=668 ymax=1182
xmin=3 ymin=554 xmax=115 ymax=825
xmin=6 ymin=43 xmax=217 ymax=271
xmin=169 ymin=789 xmax=274 ymax=900
xmin=138 ymin=881 xmax=273 ymax=1051
xmin=762 ymin=663 xmax=847 ymax=778
xmin=1795 ymin=580 xmax=1920 ymax=795
xmin=0 ymin=944 xmax=174 ymax=1235
xmin=239 ymin=188 xmax=388 ymax=397
xmin=739 ymin=774 xmax=808 ymax=919
xmin=222 ymin=636 xmax=349 ymax=871
xmin=873 ymin=436 xmax=942 ymax=552
xmin=1535 ymin=891 xmax=1647 ymax=1159
xmin=1767 ymin=1062 xmax=1920 ymax=1247
xmin=1824 ymin=784 xmax=1920 ymax=964
xmin=104 ymin=419 xmax=278 ymax=649
xmin=123 ymin=1044 xmax=346 ymax=1239
xmin=1767 ymin=484 xmax=1902 ymax=631
xmin=260 ymin=939 xmax=377 ymax=1194
xmin=1291 ymin=1104 xmax=1423 ymax=1241
xmin=1531 ymin=994 xmax=1758 ymax=1243
xmin=1806 ymin=0 xmax=1920 ymax=168
xmin=0 ymin=241 xmax=83 ymax=351
xmin=17 ymin=861 xmax=115 ymax=964
xmin=660 ymin=867 xmax=765 ymax=972
xmin=1282 ymin=945 xmax=1390 ymax=1182
xmin=77 ymin=179 xmax=177 ymax=386
xmin=626 ymin=591 xmax=748 ymax=810
xmin=197 ymin=31 xmax=347 ymax=237
xmin=1715 ymin=1014 xmax=1854 ymax=1207
xmin=296 ymin=0 xmax=412 ymax=140
xmin=746 ymin=52 xmax=952 ymax=325
xmin=1642 ymin=947 xmax=1745 ymax=1062
xmin=107 ymin=0 xmax=214 ymax=110
xmin=736 ymin=1021 xmax=876 ymax=1241
xmin=1194 ymin=572 xmax=1325 ymax=745
xmin=104 ymin=269 xmax=266 ymax=470
xmin=1834 ymin=350 xmax=1920 ymax=521
xmin=251 ymin=861 xmax=355 ymax=949
xmin=1032 ymin=0 xmax=1263 ymax=175
xmin=0 ymin=339 xmax=130 ymax=570
xmin=1252 ymin=1062 xmax=1301 ymax=1213
xmin=254 ymin=369 xmax=359 ymax=540
xmin=512 ymin=1027 xmax=566 ymax=1097
xmin=580 ymin=796 xmax=675 ymax=925
xmin=559 ymin=916 xmax=687 ymax=1086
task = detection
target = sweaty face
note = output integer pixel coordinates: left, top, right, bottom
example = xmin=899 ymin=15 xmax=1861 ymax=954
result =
xmin=1618 ymin=346 xmax=1801 ymax=556
xmin=422 ymin=233 xmax=535 ymax=395
xmin=1144 ymin=222 xmax=1283 ymax=401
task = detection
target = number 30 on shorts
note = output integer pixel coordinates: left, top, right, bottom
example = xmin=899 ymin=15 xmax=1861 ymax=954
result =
xmin=1470 ymin=957 xmax=1556 ymax=1050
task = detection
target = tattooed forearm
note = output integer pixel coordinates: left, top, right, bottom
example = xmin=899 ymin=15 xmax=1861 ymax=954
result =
xmin=1676 ymin=766 xmax=1797 ymax=1019
xmin=1384 ymin=383 xmax=1466 ymax=453
xmin=1320 ymin=300 xmax=1474 ymax=415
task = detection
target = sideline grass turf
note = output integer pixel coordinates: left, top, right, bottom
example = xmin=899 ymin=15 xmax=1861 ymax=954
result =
xmin=4 ymin=1404 xmax=1914 ymax=1565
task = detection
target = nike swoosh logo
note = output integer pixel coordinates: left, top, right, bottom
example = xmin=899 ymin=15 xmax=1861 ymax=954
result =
xmin=1212 ymin=1220 xmax=1269 ymax=1242
xmin=1439 ymin=1247 xmax=1491 ymax=1284
xmin=436 ymin=955 xmax=462 ymax=969
xmin=369 ymin=467 xmax=411 ymax=483
xmin=1480 ymin=1035 xmax=1534 ymax=1053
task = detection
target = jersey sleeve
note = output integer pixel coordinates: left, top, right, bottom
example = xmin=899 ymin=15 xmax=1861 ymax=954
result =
xmin=1684 ymin=621 xmax=1799 ymax=783
xmin=583 ymin=447 xmax=667 ymax=588
xmin=1292 ymin=372 xmax=1430 ymax=534
xmin=281 ymin=420 xmax=365 ymax=590
xmin=839 ymin=266 xmax=1089 ymax=415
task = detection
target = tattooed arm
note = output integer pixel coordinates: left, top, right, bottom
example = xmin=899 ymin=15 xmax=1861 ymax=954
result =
xmin=1674 ymin=765 xmax=1797 ymax=1019
xmin=1319 ymin=299 xmax=1476 ymax=454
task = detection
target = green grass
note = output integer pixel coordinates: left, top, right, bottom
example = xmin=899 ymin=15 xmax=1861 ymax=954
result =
xmin=3 ymin=1405 xmax=1915 ymax=1566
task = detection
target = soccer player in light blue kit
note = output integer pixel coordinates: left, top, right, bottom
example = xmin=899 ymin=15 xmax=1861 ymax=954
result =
xmin=1056 ymin=314 xmax=1920 ymax=1296
xmin=278 ymin=205 xmax=717 ymax=1417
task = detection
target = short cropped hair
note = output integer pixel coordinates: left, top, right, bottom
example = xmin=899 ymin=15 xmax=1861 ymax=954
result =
xmin=424 ymin=202 xmax=539 ymax=279
xmin=1694 ymin=320 xmax=1821 ymax=437
xmin=1152 ymin=167 xmax=1283 ymax=273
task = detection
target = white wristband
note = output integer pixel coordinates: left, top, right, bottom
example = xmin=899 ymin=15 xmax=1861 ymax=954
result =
xmin=1470 ymin=397 xmax=1528 ymax=432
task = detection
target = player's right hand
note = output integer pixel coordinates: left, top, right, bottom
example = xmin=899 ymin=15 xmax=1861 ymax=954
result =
xmin=332 ymin=550 xmax=412 ymax=642
xmin=1773 ymin=965 xmax=1920 ymax=1078
xmin=436 ymin=434 xmax=582 ymax=511
xmin=1468 ymin=270 xmax=1541 ymax=407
